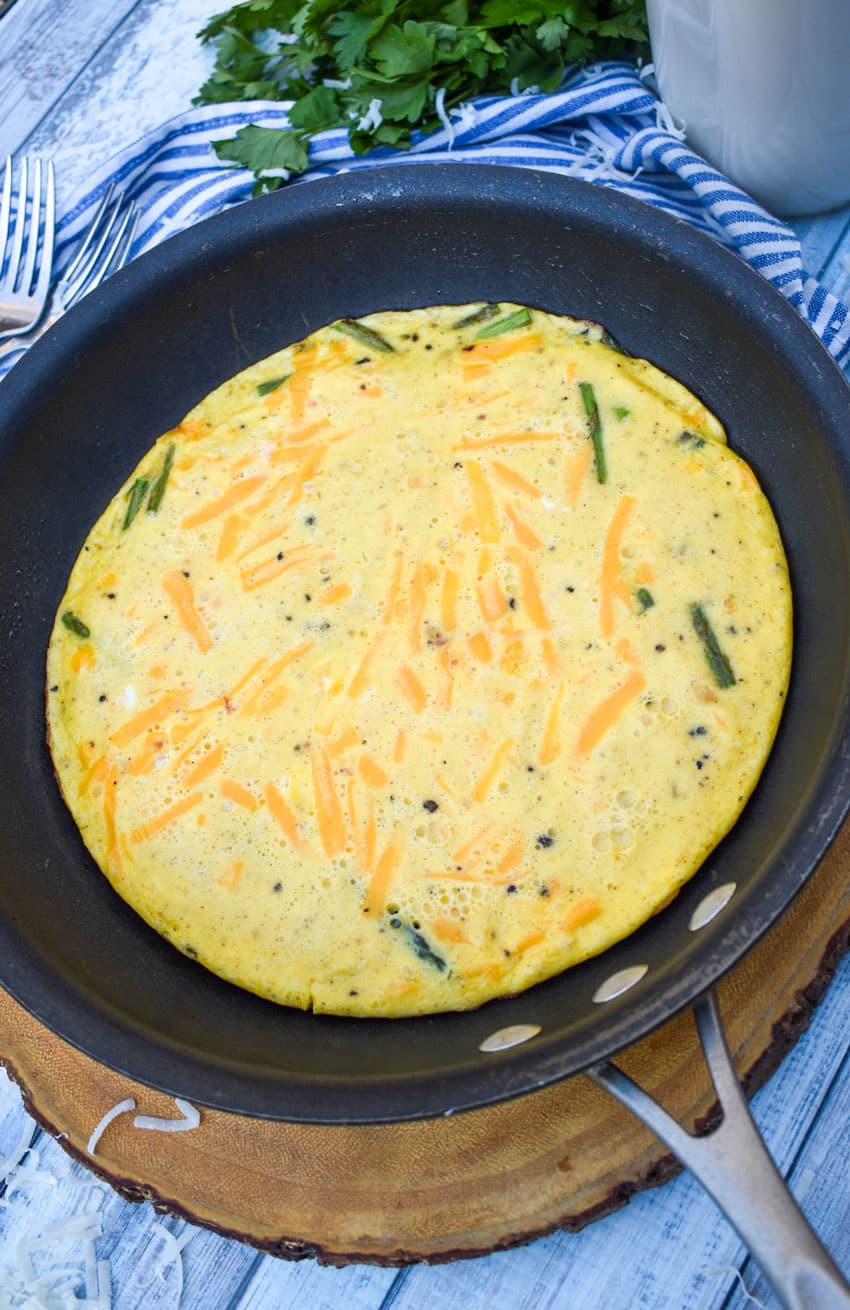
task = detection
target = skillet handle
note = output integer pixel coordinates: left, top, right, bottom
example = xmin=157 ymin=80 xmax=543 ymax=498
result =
xmin=587 ymin=989 xmax=850 ymax=1310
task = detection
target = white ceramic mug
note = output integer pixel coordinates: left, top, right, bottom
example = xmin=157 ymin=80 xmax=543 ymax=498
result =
xmin=646 ymin=0 xmax=850 ymax=216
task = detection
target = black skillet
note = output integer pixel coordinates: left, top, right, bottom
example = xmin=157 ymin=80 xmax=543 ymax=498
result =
xmin=1 ymin=166 xmax=849 ymax=1304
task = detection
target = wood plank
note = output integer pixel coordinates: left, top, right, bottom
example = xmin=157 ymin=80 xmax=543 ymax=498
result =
xmin=0 ymin=0 xmax=141 ymax=160
xmin=0 ymin=1069 xmax=37 ymax=1186
xmin=232 ymin=1258 xmax=398 ymax=1310
xmin=793 ymin=205 xmax=850 ymax=282
xmin=98 ymin=1210 xmax=260 ymax=1310
xmin=821 ymin=230 xmax=850 ymax=308
xmin=725 ymin=1050 xmax=850 ymax=1305
xmin=382 ymin=956 xmax=850 ymax=1310
xmin=15 ymin=0 xmax=216 ymax=206
xmin=0 ymin=1067 xmax=391 ymax=1309
xmin=0 ymin=1101 xmax=264 ymax=1306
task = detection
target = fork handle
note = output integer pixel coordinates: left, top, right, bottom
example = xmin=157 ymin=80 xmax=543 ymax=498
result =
xmin=0 ymin=308 xmax=58 ymax=360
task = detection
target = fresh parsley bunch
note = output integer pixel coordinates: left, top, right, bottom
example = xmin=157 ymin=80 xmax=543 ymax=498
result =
xmin=195 ymin=0 xmax=649 ymax=192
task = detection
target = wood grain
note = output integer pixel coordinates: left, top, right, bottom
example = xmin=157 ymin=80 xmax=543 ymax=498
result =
xmin=0 ymin=0 xmax=141 ymax=159
xmin=5 ymin=0 xmax=215 ymax=202
xmin=1 ymin=823 xmax=849 ymax=1268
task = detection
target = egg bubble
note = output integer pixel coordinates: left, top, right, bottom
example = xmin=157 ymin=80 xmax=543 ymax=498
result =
xmin=616 ymin=790 xmax=636 ymax=809
xmin=592 ymin=830 xmax=612 ymax=854
xmin=610 ymin=826 xmax=633 ymax=851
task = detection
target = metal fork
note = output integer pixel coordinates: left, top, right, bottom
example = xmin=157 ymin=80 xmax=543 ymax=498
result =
xmin=0 ymin=157 xmax=56 ymax=339
xmin=0 ymin=185 xmax=139 ymax=360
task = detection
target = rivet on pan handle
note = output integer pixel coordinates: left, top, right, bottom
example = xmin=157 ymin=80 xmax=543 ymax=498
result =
xmin=588 ymin=990 xmax=850 ymax=1310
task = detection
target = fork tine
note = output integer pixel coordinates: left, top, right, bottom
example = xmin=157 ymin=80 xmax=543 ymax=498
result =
xmin=19 ymin=159 xmax=42 ymax=296
xmin=63 ymin=197 xmax=136 ymax=305
xmin=63 ymin=198 xmax=120 ymax=297
xmin=32 ymin=162 xmax=55 ymax=303
xmin=5 ymin=156 xmax=28 ymax=291
xmin=82 ymin=204 xmax=139 ymax=297
xmin=0 ymin=158 xmax=11 ymax=275
xmin=60 ymin=183 xmax=115 ymax=286
xmin=0 ymin=183 xmax=137 ymax=356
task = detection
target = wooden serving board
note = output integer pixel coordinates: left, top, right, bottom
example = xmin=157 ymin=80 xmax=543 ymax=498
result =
xmin=2 ymin=824 xmax=849 ymax=1268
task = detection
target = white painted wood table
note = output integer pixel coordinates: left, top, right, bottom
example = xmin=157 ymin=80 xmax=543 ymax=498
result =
xmin=1 ymin=1 xmax=850 ymax=1306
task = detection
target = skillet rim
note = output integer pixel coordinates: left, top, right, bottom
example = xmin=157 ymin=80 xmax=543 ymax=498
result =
xmin=1 ymin=163 xmax=850 ymax=1124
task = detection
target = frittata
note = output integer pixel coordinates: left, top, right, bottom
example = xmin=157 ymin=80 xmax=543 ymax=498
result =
xmin=46 ymin=304 xmax=792 ymax=1016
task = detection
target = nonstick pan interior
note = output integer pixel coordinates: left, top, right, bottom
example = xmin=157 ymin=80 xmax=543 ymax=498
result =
xmin=1 ymin=165 xmax=849 ymax=1123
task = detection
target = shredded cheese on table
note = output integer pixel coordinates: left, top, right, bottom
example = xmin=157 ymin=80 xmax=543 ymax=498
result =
xmin=133 ymin=1098 xmax=200 ymax=1134
xmin=85 ymin=1099 xmax=135 ymax=1157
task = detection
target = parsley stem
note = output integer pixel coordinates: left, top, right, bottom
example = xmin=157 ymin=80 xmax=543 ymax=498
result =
xmin=580 ymin=382 xmax=606 ymax=484
xmin=257 ymin=374 xmax=290 ymax=396
xmin=476 ymin=307 xmax=532 ymax=338
xmin=403 ymin=923 xmax=447 ymax=972
xmin=122 ymin=478 xmax=149 ymax=531
xmin=147 ymin=443 xmax=176 ymax=514
xmin=335 ymin=319 xmax=395 ymax=353
xmin=690 ymin=603 xmax=736 ymax=688
xmin=452 ymin=304 xmax=501 ymax=329
xmin=62 ymin=612 xmax=90 ymax=639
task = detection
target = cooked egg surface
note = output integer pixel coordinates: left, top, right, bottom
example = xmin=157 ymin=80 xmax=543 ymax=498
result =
xmin=46 ymin=305 xmax=792 ymax=1017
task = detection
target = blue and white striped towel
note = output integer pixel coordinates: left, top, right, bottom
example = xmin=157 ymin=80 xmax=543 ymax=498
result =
xmin=2 ymin=60 xmax=848 ymax=381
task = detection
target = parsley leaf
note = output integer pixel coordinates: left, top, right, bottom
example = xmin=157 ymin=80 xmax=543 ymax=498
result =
xmin=196 ymin=0 xmax=649 ymax=190
xmin=331 ymin=6 xmax=396 ymax=69
xmin=536 ymin=17 xmax=570 ymax=51
xmin=371 ymin=21 xmax=436 ymax=78
xmin=213 ymin=124 xmax=310 ymax=174
xmin=288 ymin=85 xmax=340 ymax=131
